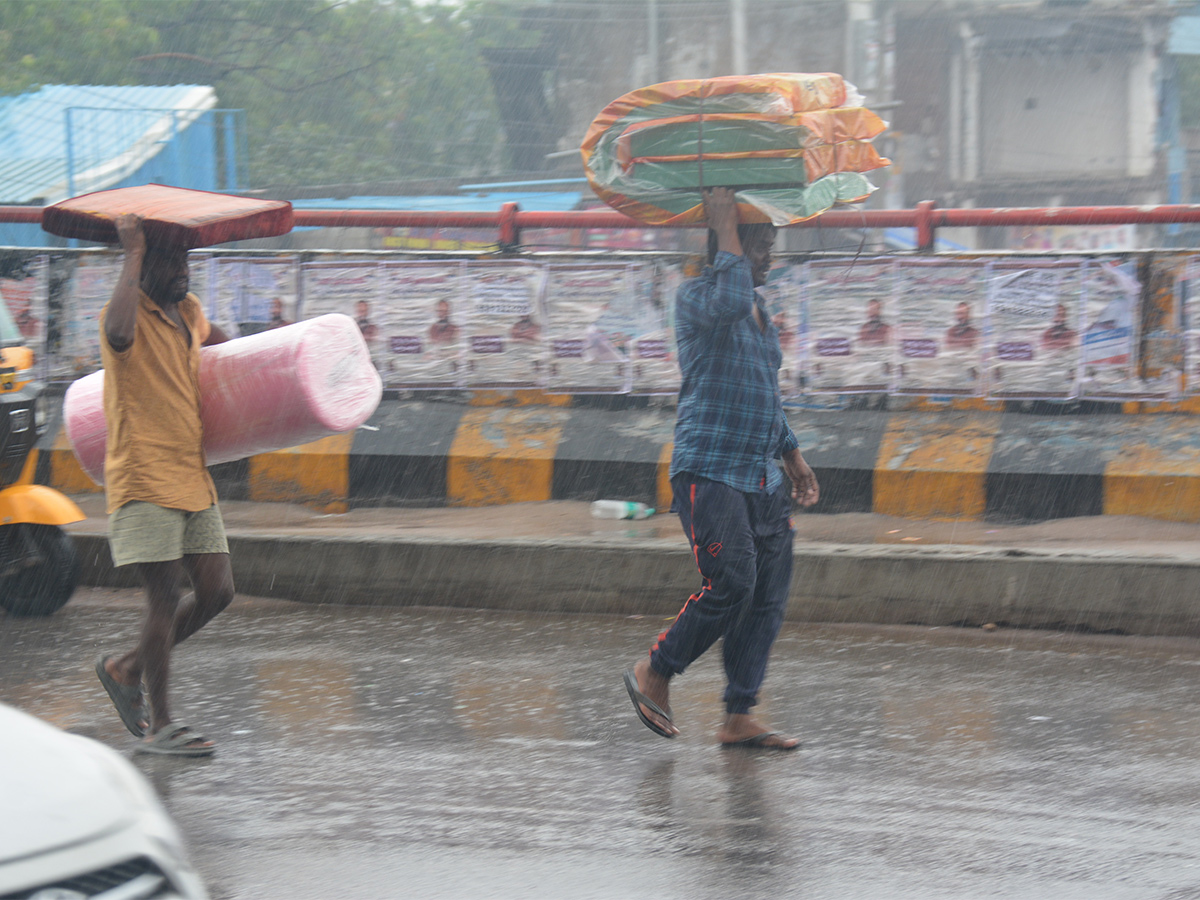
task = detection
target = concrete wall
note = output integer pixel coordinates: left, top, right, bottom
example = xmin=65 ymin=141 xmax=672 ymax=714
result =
xmin=895 ymin=5 xmax=1171 ymax=210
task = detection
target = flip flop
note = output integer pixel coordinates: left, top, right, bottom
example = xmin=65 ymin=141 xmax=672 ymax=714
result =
xmin=623 ymin=669 xmax=675 ymax=739
xmin=135 ymin=725 xmax=215 ymax=758
xmin=95 ymin=654 xmax=147 ymax=737
xmin=720 ymin=732 xmax=801 ymax=751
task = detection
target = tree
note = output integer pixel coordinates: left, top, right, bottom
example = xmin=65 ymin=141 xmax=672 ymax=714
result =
xmin=0 ymin=1 xmax=504 ymax=187
xmin=0 ymin=1 xmax=157 ymax=94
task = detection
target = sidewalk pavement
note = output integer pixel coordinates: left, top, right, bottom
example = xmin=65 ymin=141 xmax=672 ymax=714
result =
xmin=64 ymin=494 xmax=1200 ymax=639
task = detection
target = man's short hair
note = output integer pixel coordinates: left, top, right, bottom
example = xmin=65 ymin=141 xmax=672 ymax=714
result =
xmin=141 ymin=243 xmax=185 ymax=278
xmin=706 ymin=223 xmax=777 ymax=265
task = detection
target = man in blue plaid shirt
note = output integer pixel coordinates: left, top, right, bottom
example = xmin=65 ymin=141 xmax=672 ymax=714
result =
xmin=624 ymin=188 xmax=819 ymax=750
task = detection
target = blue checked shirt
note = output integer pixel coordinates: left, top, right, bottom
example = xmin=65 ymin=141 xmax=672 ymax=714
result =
xmin=670 ymin=251 xmax=799 ymax=494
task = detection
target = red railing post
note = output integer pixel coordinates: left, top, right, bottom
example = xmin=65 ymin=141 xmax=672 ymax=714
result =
xmin=498 ymin=201 xmax=520 ymax=251
xmin=915 ymin=199 xmax=936 ymax=252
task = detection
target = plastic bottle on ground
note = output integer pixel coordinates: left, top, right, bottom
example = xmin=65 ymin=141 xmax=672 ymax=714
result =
xmin=591 ymin=500 xmax=655 ymax=520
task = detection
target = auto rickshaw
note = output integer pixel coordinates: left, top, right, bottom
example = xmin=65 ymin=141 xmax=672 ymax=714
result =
xmin=0 ymin=292 xmax=84 ymax=616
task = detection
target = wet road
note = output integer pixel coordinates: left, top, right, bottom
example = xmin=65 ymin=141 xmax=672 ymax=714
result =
xmin=4 ymin=588 xmax=1200 ymax=900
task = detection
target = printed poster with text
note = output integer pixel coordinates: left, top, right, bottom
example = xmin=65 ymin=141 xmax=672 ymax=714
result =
xmin=188 ymin=253 xmax=213 ymax=321
xmin=542 ymin=264 xmax=632 ymax=393
xmin=212 ymin=257 xmax=299 ymax=342
xmin=802 ymin=259 xmax=894 ymax=393
xmin=62 ymin=252 xmax=121 ymax=377
xmin=756 ymin=263 xmax=803 ymax=396
xmin=1181 ymin=256 xmax=1200 ymax=395
xmin=985 ymin=259 xmax=1081 ymax=399
xmin=299 ymin=261 xmax=381 ymax=366
xmin=462 ymin=261 xmax=547 ymax=387
xmin=893 ymin=259 xmax=987 ymax=396
xmin=629 ymin=261 xmax=683 ymax=395
xmin=1079 ymin=258 xmax=1146 ymax=399
xmin=0 ymin=254 xmax=48 ymax=375
xmin=376 ymin=261 xmax=464 ymax=388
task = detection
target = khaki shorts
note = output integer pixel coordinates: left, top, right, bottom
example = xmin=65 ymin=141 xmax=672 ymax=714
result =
xmin=109 ymin=502 xmax=229 ymax=568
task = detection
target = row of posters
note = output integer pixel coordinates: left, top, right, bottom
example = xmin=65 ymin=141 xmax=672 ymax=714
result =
xmin=53 ymin=256 xmax=684 ymax=394
xmin=14 ymin=250 xmax=1194 ymax=399
xmin=797 ymin=257 xmax=1156 ymax=399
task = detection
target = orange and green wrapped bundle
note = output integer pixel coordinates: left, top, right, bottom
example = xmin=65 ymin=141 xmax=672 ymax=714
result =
xmin=581 ymin=73 xmax=890 ymax=226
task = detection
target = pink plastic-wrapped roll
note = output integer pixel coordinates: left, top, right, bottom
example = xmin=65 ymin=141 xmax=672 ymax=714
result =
xmin=64 ymin=313 xmax=383 ymax=485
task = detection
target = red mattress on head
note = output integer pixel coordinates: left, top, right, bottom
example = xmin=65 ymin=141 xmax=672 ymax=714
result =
xmin=42 ymin=184 xmax=294 ymax=249
xmin=63 ymin=314 xmax=383 ymax=486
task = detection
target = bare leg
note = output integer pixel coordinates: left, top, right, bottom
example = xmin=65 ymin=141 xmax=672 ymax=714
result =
xmin=109 ymin=553 xmax=233 ymax=676
xmin=111 ymin=560 xmax=187 ymax=732
xmin=106 ymin=554 xmax=231 ymax=749
xmin=173 ymin=552 xmax=234 ymax=645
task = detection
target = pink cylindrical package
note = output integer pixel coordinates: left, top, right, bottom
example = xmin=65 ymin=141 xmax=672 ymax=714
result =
xmin=64 ymin=314 xmax=383 ymax=485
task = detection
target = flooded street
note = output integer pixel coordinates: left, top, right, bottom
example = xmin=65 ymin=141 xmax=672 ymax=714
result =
xmin=4 ymin=587 xmax=1200 ymax=899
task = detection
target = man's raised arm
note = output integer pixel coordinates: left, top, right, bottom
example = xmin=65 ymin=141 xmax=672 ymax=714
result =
xmin=685 ymin=187 xmax=756 ymax=326
xmin=105 ymin=214 xmax=145 ymax=353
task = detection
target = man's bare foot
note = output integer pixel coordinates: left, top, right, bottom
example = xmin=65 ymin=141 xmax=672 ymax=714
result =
xmin=105 ymin=656 xmax=137 ymax=688
xmin=718 ymin=713 xmax=800 ymax=750
xmin=627 ymin=657 xmax=679 ymax=737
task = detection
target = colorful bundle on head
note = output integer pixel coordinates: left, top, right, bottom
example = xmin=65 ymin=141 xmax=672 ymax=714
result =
xmin=580 ymin=73 xmax=890 ymax=226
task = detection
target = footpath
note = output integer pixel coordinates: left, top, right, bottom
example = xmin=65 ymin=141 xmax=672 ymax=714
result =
xmin=65 ymin=494 xmax=1200 ymax=640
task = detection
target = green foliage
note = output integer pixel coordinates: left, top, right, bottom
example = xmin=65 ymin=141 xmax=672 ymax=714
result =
xmin=0 ymin=1 xmax=503 ymax=187
xmin=1180 ymin=56 xmax=1200 ymax=130
xmin=0 ymin=1 xmax=158 ymax=93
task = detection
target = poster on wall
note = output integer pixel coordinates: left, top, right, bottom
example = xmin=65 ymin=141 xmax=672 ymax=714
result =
xmin=187 ymin=253 xmax=213 ymax=321
xmin=893 ymin=258 xmax=987 ymax=396
xmin=984 ymin=259 xmax=1082 ymax=399
xmin=299 ymin=261 xmax=381 ymax=368
xmin=212 ymin=257 xmax=299 ymax=341
xmin=629 ymin=260 xmax=683 ymax=395
xmin=0 ymin=254 xmax=48 ymax=360
xmin=60 ymin=252 xmax=121 ymax=377
xmin=376 ymin=261 xmax=464 ymax=388
xmin=542 ymin=263 xmax=632 ymax=393
xmin=1179 ymin=256 xmax=1200 ymax=395
xmin=461 ymin=261 xmax=547 ymax=387
xmin=1078 ymin=257 xmax=1145 ymax=399
xmin=757 ymin=263 xmax=803 ymax=396
xmin=802 ymin=258 xmax=895 ymax=393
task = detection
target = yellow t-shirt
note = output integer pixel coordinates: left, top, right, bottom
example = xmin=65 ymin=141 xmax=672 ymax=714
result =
xmin=100 ymin=291 xmax=217 ymax=515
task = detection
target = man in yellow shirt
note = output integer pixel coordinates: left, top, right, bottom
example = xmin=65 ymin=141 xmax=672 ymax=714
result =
xmin=93 ymin=214 xmax=232 ymax=758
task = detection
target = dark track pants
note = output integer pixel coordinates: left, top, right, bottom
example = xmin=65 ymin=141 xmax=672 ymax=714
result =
xmin=649 ymin=473 xmax=794 ymax=715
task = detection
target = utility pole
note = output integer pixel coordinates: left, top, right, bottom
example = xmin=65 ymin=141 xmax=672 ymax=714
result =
xmin=648 ymin=0 xmax=660 ymax=83
xmin=731 ymin=0 xmax=747 ymax=75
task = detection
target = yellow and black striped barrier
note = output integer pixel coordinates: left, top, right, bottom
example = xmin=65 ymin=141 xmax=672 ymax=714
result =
xmin=37 ymin=394 xmax=1200 ymax=523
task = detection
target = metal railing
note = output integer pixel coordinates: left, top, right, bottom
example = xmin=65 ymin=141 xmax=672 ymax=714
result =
xmin=61 ymin=107 xmax=245 ymax=197
xmin=8 ymin=200 xmax=1200 ymax=249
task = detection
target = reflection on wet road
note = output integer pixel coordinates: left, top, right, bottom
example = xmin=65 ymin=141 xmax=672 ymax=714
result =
xmin=4 ymin=587 xmax=1200 ymax=899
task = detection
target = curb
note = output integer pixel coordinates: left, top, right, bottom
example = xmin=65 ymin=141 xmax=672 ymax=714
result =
xmin=40 ymin=397 xmax=1200 ymax=523
xmin=68 ymin=529 xmax=1200 ymax=639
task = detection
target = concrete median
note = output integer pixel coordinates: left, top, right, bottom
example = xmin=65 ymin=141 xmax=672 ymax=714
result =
xmin=64 ymin=496 xmax=1200 ymax=639
xmin=39 ymin=395 xmax=1200 ymax=523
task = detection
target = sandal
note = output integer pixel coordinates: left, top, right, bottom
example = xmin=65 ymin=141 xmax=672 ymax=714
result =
xmin=720 ymin=731 xmax=801 ymax=751
xmin=135 ymin=725 xmax=215 ymax=758
xmin=95 ymin=654 xmax=148 ymax=737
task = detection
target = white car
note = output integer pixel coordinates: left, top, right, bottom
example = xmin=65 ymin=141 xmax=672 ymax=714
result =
xmin=0 ymin=703 xmax=208 ymax=900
